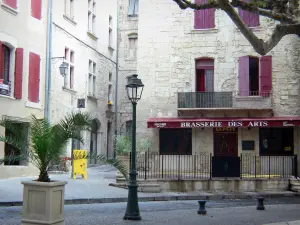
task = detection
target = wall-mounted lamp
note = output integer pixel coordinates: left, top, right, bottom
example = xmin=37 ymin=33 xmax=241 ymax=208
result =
xmin=52 ymin=57 xmax=69 ymax=76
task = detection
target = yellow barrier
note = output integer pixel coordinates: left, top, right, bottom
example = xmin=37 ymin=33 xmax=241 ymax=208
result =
xmin=73 ymin=150 xmax=88 ymax=180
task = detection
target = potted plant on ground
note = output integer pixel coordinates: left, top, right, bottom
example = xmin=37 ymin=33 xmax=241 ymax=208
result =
xmin=0 ymin=112 xmax=128 ymax=225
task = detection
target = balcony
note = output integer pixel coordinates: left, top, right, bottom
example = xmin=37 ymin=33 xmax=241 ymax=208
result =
xmin=178 ymin=91 xmax=273 ymax=116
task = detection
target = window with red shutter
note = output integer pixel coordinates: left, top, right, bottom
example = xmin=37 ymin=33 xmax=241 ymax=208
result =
xmin=194 ymin=0 xmax=215 ymax=29
xmin=31 ymin=0 xmax=42 ymax=20
xmin=260 ymin=56 xmax=272 ymax=96
xmin=3 ymin=0 xmax=17 ymax=9
xmin=28 ymin=52 xmax=40 ymax=103
xmin=238 ymin=0 xmax=259 ymax=27
xmin=14 ymin=48 xmax=23 ymax=99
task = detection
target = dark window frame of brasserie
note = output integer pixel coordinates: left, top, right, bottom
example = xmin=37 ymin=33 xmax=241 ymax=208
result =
xmin=259 ymin=127 xmax=294 ymax=156
xmin=159 ymin=128 xmax=192 ymax=155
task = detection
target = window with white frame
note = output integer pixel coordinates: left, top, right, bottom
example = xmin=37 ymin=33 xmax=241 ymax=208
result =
xmin=109 ymin=16 xmax=113 ymax=48
xmin=128 ymin=33 xmax=138 ymax=58
xmin=88 ymin=0 xmax=96 ymax=33
xmin=65 ymin=0 xmax=74 ymax=19
xmin=0 ymin=43 xmax=14 ymax=97
xmin=64 ymin=47 xmax=75 ymax=90
xmin=88 ymin=60 xmax=96 ymax=97
xmin=128 ymin=0 xmax=139 ymax=16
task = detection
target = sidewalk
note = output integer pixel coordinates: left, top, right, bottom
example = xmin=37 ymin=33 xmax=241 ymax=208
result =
xmin=0 ymin=165 xmax=298 ymax=206
xmin=264 ymin=221 xmax=300 ymax=225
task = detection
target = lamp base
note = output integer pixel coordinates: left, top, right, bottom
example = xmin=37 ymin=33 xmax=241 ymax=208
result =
xmin=123 ymin=214 xmax=142 ymax=220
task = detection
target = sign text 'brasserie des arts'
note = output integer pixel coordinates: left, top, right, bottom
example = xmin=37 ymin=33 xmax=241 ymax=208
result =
xmin=151 ymin=120 xmax=296 ymax=128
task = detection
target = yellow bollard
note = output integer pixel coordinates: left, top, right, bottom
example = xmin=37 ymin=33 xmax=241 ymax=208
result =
xmin=73 ymin=150 xmax=88 ymax=180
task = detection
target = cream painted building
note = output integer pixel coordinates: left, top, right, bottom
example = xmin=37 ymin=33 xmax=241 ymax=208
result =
xmin=0 ymin=0 xmax=48 ymax=178
xmin=50 ymin=0 xmax=118 ymax=162
xmin=118 ymin=0 xmax=300 ymax=177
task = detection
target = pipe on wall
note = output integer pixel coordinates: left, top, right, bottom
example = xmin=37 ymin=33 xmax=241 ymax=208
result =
xmin=45 ymin=0 xmax=53 ymax=121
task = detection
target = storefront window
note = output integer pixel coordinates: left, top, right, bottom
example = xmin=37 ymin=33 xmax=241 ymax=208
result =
xmin=159 ymin=129 xmax=192 ymax=155
xmin=259 ymin=128 xmax=294 ymax=156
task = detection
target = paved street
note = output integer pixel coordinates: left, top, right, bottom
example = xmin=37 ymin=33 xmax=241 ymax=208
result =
xmin=1 ymin=198 xmax=300 ymax=224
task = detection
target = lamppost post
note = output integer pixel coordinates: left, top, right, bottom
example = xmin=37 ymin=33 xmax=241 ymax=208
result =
xmin=123 ymin=74 xmax=144 ymax=221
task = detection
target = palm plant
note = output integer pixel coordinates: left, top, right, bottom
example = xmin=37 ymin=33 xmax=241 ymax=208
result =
xmin=0 ymin=112 xmax=128 ymax=182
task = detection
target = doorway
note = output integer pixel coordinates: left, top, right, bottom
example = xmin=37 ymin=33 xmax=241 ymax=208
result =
xmin=90 ymin=119 xmax=100 ymax=164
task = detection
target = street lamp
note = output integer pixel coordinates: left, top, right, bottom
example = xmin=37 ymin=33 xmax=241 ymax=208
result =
xmin=59 ymin=62 xmax=68 ymax=76
xmin=123 ymin=74 xmax=144 ymax=221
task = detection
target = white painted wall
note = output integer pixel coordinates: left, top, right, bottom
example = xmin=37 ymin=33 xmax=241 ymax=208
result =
xmin=0 ymin=0 xmax=48 ymax=178
xmin=51 ymin=0 xmax=118 ymax=160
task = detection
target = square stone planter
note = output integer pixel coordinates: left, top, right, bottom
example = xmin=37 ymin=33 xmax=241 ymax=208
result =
xmin=21 ymin=180 xmax=67 ymax=225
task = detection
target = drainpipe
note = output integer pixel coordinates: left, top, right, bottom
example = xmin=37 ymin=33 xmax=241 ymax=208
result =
xmin=113 ymin=0 xmax=120 ymax=159
xmin=45 ymin=0 xmax=53 ymax=121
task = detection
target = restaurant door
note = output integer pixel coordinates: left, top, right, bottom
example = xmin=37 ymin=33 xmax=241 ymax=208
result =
xmin=212 ymin=127 xmax=240 ymax=177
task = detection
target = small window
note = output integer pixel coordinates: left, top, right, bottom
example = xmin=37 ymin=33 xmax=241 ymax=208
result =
xmin=128 ymin=0 xmax=139 ymax=16
xmin=0 ymin=44 xmax=12 ymax=97
xmin=88 ymin=59 xmax=96 ymax=96
xmin=109 ymin=72 xmax=112 ymax=82
xmin=64 ymin=47 xmax=75 ymax=90
xmin=109 ymin=16 xmax=113 ymax=47
xmin=126 ymin=120 xmax=132 ymax=138
xmin=65 ymin=0 xmax=74 ymax=19
xmin=88 ymin=0 xmax=96 ymax=33
xmin=128 ymin=33 xmax=138 ymax=58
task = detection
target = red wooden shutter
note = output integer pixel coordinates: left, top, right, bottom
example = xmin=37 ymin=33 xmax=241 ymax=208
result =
xmin=0 ymin=41 xmax=3 ymax=80
xmin=260 ymin=56 xmax=272 ymax=97
xmin=14 ymin=48 xmax=23 ymax=99
xmin=31 ymin=0 xmax=42 ymax=20
xmin=238 ymin=56 xmax=250 ymax=96
xmin=3 ymin=0 xmax=17 ymax=9
xmin=194 ymin=0 xmax=215 ymax=29
xmin=28 ymin=52 xmax=40 ymax=103
xmin=238 ymin=0 xmax=259 ymax=27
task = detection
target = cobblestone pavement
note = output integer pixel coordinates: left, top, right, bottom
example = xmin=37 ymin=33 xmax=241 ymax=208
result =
xmin=1 ymin=199 xmax=300 ymax=225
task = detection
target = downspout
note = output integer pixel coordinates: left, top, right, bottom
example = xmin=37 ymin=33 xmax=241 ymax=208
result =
xmin=45 ymin=0 xmax=53 ymax=121
xmin=113 ymin=0 xmax=120 ymax=159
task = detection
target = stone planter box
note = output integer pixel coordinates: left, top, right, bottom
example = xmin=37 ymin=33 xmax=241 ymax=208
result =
xmin=21 ymin=180 xmax=67 ymax=225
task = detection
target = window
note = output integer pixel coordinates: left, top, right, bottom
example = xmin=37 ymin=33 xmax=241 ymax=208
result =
xmin=259 ymin=128 xmax=294 ymax=156
xmin=239 ymin=55 xmax=272 ymax=96
xmin=3 ymin=0 xmax=17 ymax=9
xmin=4 ymin=122 xmax=29 ymax=166
xmin=126 ymin=120 xmax=132 ymax=138
xmin=195 ymin=58 xmax=214 ymax=92
xmin=238 ymin=0 xmax=259 ymax=27
xmin=109 ymin=72 xmax=112 ymax=83
xmin=108 ymin=84 xmax=112 ymax=104
xmin=88 ymin=60 xmax=96 ymax=96
xmin=64 ymin=47 xmax=75 ymax=90
xmin=159 ymin=129 xmax=192 ymax=155
xmin=0 ymin=42 xmax=23 ymax=99
xmin=28 ymin=52 xmax=40 ymax=103
xmin=65 ymin=0 xmax=74 ymax=19
xmin=194 ymin=0 xmax=215 ymax=29
xmin=128 ymin=33 xmax=138 ymax=58
xmin=128 ymin=0 xmax=139 ymax=16
xmin=31 ymin=0 xmax=42 ymax=20
xmin=109 ymin=16 xmax=113 ymax=48
xmin=88 ymin=0 xmax=96 ymax=33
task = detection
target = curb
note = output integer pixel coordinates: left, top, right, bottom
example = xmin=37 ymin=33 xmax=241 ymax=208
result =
xmin=0 ymin=192 xmax=299 ymax=207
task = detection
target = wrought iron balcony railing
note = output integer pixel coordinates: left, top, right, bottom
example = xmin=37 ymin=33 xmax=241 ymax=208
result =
xmin=178 ymin=91 xmax=272 ymax=109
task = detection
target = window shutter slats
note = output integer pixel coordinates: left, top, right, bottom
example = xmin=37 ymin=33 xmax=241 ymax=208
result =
xmin=260 ymin=56 xmax=272 ymax=96
xmin=194 ymin=0 xmax=215 ymax=29
xmin=28 ymin=52 xmax=40 ymax=103
xmin=31 ymin=0 xmax=42 ymax=20
xmin=14 ymin=48 xmax=23 ymax=99
xmin=238 ymin=56 xmax=250 ymax=96
xmin=238 ymin=0 xmax=259 ymax=27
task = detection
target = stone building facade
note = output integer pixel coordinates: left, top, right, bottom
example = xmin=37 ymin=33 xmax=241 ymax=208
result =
xmin=51 ymin=0 xmax=118 ymax=162
xmin=0 ymin=0 xmax=48 ymax=178
xmin=118 ymin=0 xmax=300 ymax=174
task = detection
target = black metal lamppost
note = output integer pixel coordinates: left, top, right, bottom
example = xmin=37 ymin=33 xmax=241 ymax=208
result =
xmin=123 ymin=74 xmax=144 ymax=221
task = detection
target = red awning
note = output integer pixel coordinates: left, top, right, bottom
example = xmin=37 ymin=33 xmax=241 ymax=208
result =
xmin=147 ymin=117 xmax=300 ymax=128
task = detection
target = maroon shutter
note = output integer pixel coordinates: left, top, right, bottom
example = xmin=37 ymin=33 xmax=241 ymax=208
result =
xmin=239 ymin=0 xmax=259 ymax=27
xmin=249 ymin=12 xmax=259 ymax=27
xmin=3 ymin=0 xmax=17 ymax=9
xmin=31 ymin=0 xmax=42 ymax=20
xmin=14 ymin=48 xmax=23 ymax=99
xmin=194 ymin=0 xmax=215 ymax=29
xmin=260 ymin=56 xmax=272 ymax=97
xmin=28 ymin=52 xmax=40 ymax=103
xmin=238 ymin=56 xmax=250 ymax=96
xmin=0 ymin=41 xmax=3 ymax=80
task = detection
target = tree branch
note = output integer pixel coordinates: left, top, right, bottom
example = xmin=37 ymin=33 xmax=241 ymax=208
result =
xmin=231 ymin=0 xmax=298 ymax=23
xmin=219 ymin=0 xmax=300 ymax=55
xmin=172 ymin=0 xmax=219 ymax=10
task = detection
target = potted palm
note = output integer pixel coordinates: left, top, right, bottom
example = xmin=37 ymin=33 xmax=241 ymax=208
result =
xmin=0 ymin=112 xmax=128 ymax=225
